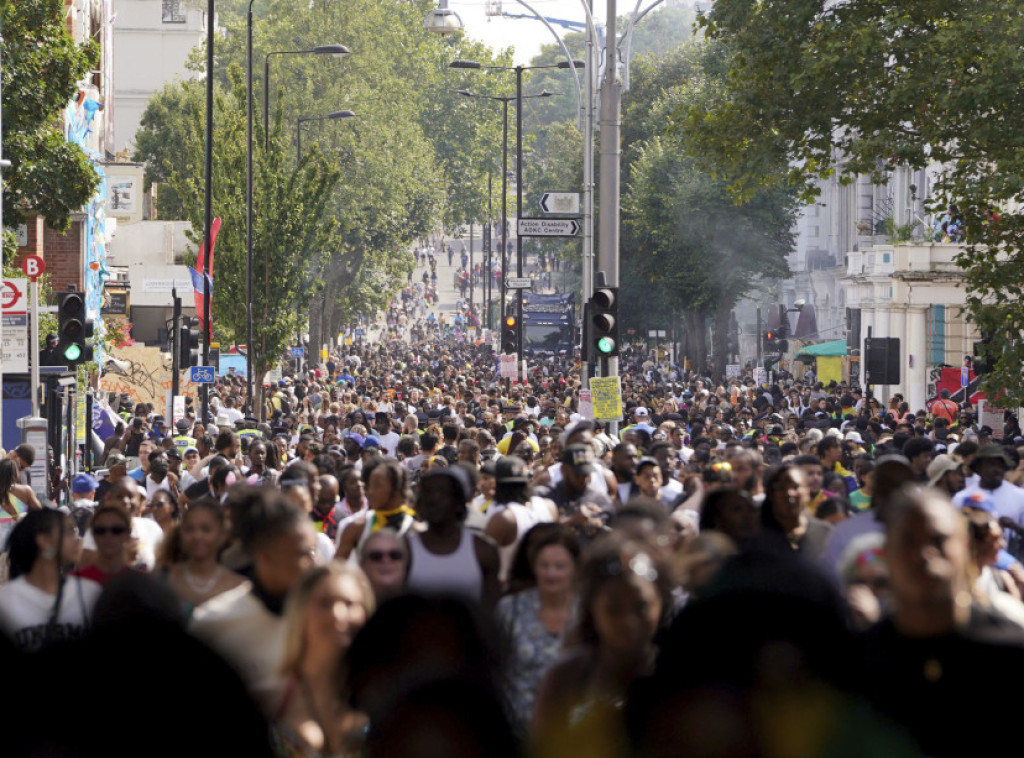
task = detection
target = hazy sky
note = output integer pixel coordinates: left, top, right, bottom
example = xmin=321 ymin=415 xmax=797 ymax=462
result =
xmin=449 ymin=0 xmax=608 ymax=64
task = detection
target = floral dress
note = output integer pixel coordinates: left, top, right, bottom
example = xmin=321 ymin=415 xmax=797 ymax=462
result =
xmin=495 ymin=588 xmax=577 ymax=735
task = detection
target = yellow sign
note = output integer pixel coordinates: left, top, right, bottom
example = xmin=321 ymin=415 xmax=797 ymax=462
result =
xmin=321 ymin=348 xmax=328 ymax=359
xmin=589 ymin=376 xmax=623 ymax=421
xmin=344 ymin=337 xmax=353 ymax=346
xmin=76 ymin=396 xmax=87 ymax=445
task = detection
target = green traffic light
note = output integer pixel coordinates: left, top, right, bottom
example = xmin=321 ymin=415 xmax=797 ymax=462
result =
xmin=63 ymin=343 xmax=82 ymax=361
xmin=596 ymin=336 xmax=615 ymax=355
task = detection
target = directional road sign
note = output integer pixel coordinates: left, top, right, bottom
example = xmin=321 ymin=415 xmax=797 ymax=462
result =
xmin=539 ymin=192 xmax=580 ymax=214
xmin=517 ymin=217 xmax=581 ymax=237
xmin=290 ymin=347 xmax=305 ymax=357
xmin=507 ymin=277 xmax=533 ymax=289
xmin=189 ymin=366 xmax=216 ymax=384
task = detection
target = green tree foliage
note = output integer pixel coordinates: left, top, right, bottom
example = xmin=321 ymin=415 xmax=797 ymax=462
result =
xmin=686 ymin=0 xmax=1024 ymax=401
xmin=622 ymin=45 xmax=796 ymax=374
xmin=134 ymin=0 xmax=509 ymax=354
xmin=134 ymin=70 xmax=340 ymax=392
xmin=1 ymin=0 xmax=100 ymax=249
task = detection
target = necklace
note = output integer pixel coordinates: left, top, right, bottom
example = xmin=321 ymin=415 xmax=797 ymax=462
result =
xmin=184 ymin=565 xmax=222 ymax=594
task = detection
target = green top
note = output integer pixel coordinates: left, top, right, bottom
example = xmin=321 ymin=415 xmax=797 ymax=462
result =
xmin=850 ymin=489 xmax=872 ymax=512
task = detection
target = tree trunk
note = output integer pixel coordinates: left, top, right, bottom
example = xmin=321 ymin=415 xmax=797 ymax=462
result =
xmin=712 ymin=299 xmax=732 ymax=379
xmin=680 ymin=308 xmax=705 ymax=373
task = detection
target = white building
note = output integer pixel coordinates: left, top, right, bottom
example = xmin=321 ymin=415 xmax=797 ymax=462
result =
xmin=842 ymin=242 xmax=974 ymax=412
xmin=111 ymin=0 xmax=206 ymax=157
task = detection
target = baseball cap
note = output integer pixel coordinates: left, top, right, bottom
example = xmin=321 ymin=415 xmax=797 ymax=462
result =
xmin=176 ymin=419 xmax=191 ymax=432
xmin=844 ymin=431 xmax=864 ymax=444
xmin=184 ymin=446 xmax=200 ymax=455
xmin=958 ymin=491 xmax=997 ymax=515
xmin=105 ymin=452 xmax=128 ymax=468
xmin=634 ymin=407 xmax=649 ymax=418
xmin=926 ymin=454 xmax=961 ymax=487
xmin=71 ymin=473 xmax=98 ymax=494
xmin=494 ymin=456 xmax=529 ymax=484
xmin=362 ymin=437 xmax=381 ymax=450
xmin=561 ymin=443 xmax=596 ymax=475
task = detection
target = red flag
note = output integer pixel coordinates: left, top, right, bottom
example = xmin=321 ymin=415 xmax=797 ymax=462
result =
xmin=194 ymin=217 xmax=222 ymax=339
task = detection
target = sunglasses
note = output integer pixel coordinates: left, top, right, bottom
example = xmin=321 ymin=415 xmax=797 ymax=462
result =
xmin=365 ymin=550 xmax=404 ymax=562
xmin=93 ymin=525 xmax=129 ymax=537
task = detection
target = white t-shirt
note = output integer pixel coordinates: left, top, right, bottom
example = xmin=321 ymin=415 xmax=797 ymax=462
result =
xmin=190 ymin=584 xmax=286 ymax=713
xmin=145 ymin=474 xmax=172 ymax=503
xmin=0 ymin=576 xmax=102 ymax=652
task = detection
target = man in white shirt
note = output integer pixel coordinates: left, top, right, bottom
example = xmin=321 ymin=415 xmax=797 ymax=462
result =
xmin=953 ymin=444 xmax=1024 ymax=538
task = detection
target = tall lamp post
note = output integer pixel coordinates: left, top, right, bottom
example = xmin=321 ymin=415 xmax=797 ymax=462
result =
xmin=451 ymin=60 xmax=583 ymax=363
xmin=451 ymin=86 xmax=555 ymax=335
xmin=247 ymin=37 xmax=349 ymax=415
xmin=294 ymin=110 xmax=355 ymax=374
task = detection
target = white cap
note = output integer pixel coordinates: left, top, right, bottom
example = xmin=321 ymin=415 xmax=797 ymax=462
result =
xmin=845 ymin=431 xmax=864 ymax=443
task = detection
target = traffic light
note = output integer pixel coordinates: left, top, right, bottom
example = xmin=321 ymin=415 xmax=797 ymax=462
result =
xmin=763 ymin=330 xmax=776 ymax=352
xmin=591 ymin=286 xmax=619 ymax=357
xmin=57 ymin=289 xmax=94 ymax=365
xmin=179 ymin=317 xmax=201 ymax=367
xmin=501 ymin=315 xmax=519 ymax=355
xmin=973 ymin=334 xmax=995 ymax=374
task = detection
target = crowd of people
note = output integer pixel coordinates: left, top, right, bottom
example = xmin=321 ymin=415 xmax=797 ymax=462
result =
xmin=2 ymin=317 xmax=1024 ymax=755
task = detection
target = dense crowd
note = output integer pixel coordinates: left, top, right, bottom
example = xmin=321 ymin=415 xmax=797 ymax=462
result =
xmin=1 ymin=323 xmax=1023 ymax=756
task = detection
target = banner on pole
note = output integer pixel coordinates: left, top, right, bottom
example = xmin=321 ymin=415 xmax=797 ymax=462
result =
xmin=578 ymin=389 xmax=594 ymax=420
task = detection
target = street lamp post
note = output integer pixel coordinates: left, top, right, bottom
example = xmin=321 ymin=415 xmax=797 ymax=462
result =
xmin=450 ymin=59 xmax=583 ymax=363
xmin=248 ymin=39 xmax=348 ymax=416
xmin=296 ymin=110 xmax=356 ymax=163
xmin=263 ymin=45 xmax=350 ymax=150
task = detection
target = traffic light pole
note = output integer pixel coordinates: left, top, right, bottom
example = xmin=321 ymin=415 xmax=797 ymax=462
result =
xmin=597 ymin=0 xmax=621 ymax=434
xmin=171 ymin=289 xmax=181 ymax=398
xmin=516 ymin=65 xmax=524 ymax=365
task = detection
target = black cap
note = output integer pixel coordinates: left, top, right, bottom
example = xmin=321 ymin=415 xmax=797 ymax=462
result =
xmin=494 ymin=456 xmax=529 ymax=484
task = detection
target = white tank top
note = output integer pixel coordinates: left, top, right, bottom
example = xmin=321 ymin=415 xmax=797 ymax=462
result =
xmin=490 ymin=497 xmax=555 ymax=582
xmin=406 ymin=528 xmax=483 ymax=602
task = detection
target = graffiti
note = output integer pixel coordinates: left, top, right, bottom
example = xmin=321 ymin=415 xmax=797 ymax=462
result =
xmin=98 ymin=346 xmax=200 ymax=408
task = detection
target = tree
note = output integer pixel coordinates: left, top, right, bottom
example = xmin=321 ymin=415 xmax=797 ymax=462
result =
xmin=621 ymin=44 xmax=796 ymax=375
xmin=1 ymin=0 xmax=100 ymax=253
xmin=685 ymin=0 xmax=1024 ymax=402
xmin=134 ymin=68 xmax=340 ymax=404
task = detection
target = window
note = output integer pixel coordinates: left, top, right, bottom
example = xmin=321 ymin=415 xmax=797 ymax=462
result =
xmin=162 ymin=0 xmax=186 ymax=23
xmin=928 ymin=305 xmax=946 ymax=366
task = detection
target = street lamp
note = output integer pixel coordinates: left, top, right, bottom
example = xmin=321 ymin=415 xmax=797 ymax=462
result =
xmin=452 ymin=85 xmax=555 ymax=335
xmin=247 ymin=41 xmax=348 ymax=415
xmin=296 ymin=110 xmax=357 ymax=163
xmin=263 ymin=45 xmax=350 ymax=150
xmin=424 ymin=0 xmax=464 ymax=34
xmin=450 ymin=58 xmax=583 ymax=362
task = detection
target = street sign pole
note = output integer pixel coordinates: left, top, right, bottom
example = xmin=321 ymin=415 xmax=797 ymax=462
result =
xmin=22 ymin=256 xmax=46 ymax=417
xmin=30 ymin=278 xmax=39 ymax=417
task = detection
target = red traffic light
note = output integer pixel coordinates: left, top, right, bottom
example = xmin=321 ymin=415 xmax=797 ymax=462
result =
xmin=505 ymin=316 xmax=517 ymax=328
xmin=765 ymin=331 xmax=775 ymax=341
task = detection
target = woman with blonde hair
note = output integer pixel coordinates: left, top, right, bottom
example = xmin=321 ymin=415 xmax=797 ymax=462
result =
xmin=274 ymin=563 xmax=375 ymax=757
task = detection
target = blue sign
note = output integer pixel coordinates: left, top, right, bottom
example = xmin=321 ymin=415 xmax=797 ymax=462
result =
xmin=961 ymin=366 xmax=970 ymax=388
xmin=354 ymin=328 xmax=365 ymax=337
xmin=189 ymin=366 xmax=216 ymax=384
xmin=290 ymin=347 xmax=305 ymax=357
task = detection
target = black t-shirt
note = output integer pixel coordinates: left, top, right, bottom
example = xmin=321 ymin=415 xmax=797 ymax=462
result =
xmin=858 ymin=607 xmax=1024 ymax=757
xmin=184 ymin=479 xmax=212 ymax=501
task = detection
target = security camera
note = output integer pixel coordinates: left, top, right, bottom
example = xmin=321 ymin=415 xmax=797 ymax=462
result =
xmin=793 ymin=299 xmax=806 ymax=310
